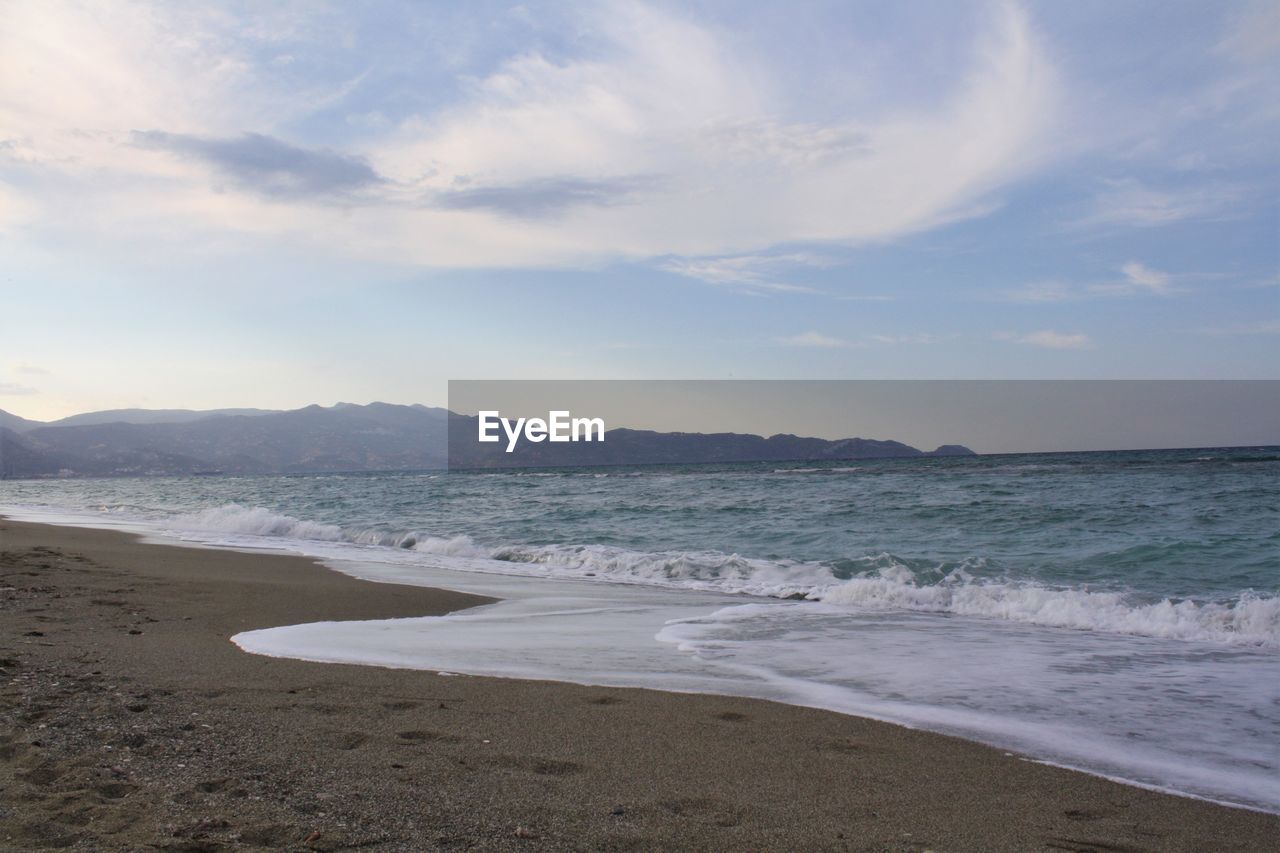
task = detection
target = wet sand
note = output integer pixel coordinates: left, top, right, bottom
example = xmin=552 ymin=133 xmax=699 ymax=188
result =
xmin=1 ymin=516 xmax=1276 ymax=851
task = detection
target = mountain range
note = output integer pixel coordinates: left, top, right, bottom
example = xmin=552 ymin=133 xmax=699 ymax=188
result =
xmin=0 ymin=403 xmax=973 ymax=478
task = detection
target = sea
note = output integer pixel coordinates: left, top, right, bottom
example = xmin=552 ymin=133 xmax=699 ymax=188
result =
xmin=2 ymin=446 xmax=1277 ymax=812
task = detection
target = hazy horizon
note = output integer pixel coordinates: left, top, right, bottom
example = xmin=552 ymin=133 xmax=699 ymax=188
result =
xmin=4 ymin=380 xmax=1277 ymax=456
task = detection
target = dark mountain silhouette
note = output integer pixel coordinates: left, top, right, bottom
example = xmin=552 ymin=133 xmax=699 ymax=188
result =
xmin=447 ymin=414 xmax=973 ymax=469
xmin=0 ymin=410 xmax=43 ymax=433
xmin=0 ymin=404 xmax=973 ymax=478
xmin=0 ymin=428 xmax=71 ymax=477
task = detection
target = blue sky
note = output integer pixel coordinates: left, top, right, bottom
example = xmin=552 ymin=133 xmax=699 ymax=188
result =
xmin=1 ymin=0 xmax=1277 ymax=419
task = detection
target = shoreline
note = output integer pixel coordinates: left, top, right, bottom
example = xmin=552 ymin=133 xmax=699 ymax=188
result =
xmin=2 ymin=517 xmax=1276 ymax=850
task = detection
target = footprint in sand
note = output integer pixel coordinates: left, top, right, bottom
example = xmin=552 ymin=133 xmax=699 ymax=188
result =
xmin=95 ymin=782 xmax=135 ymax=800
xmin=483 ymin=754 xmax=583 ymax=776
xmin=397 ymin=729 xmax=460 ymax=744
xmin=195 ymin=778 xmax=232 ymax=794
xmin=657 ymin=795 xmax=743 ymax=827
xmin=713 ymin=711 xmax=749 ymax=722
xmin=330 ymin=732 xmax=368 ymax=750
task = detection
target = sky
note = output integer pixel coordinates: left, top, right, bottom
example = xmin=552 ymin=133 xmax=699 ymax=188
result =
xmin=1 ymin=0 xmax=1278 ymax=421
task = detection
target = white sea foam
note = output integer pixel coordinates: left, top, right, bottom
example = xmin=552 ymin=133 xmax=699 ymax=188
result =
xmin=161 ymin=503 xmax=1280 ymax=648
xmin=171 ymin=504 xmax=345 ymax=541
xmin=819 ymin=574 xmax=1280 ymax=647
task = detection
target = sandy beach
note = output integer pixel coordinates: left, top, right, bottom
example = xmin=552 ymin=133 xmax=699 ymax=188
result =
xmin=1 ymin=516 xmax=1276 ymax=851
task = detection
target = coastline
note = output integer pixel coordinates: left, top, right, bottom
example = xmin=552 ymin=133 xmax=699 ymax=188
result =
xmin=2 ymin=517 xmax=1276 ymax=850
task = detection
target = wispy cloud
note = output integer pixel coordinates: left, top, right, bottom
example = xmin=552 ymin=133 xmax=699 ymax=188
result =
xmin=1087 ymin=261 xmax=1176 ymax=296
xmin=1199 ymin=319 xmax=1280 ymax=336
xmin=15 ymin=363 xmax=50 ymax=375
xmin=997 ymin=280 xmax=1076 ymax=303
xmin=1121 ymin=261 xmax=1172 ymax=290
xmin=1119 ymin=261 xmax=1171 ymax=292
xmin=995 ymin=330 xmax=1093 ymax=349
xmin=661 ymin=253 xmax=828 ymax=294
xmin=1218 ymin=1 xmax=1280 ymax=63
xmin=699 ymin=118 xmax=870 ymax=167
xmin=1072 ymin=178 xmax=1244 ymax=229
xmin=0 ymin=380 xmax=38 ymax=395
xmin=997 ymin=262 xmax=1177 ymax=302
xmin=870 ymin=333 xmax=937 ymax=345
xmin=435 ymin=176 xmax=651 ymax=219
xmin=775 ymin=331 xmax=854 ymax=348
xmin=135 ymin=132 xmax=385 ymax=200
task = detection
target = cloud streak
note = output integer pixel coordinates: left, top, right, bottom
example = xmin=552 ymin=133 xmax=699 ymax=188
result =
xmin=135 ymin=132 xmax=384 ymax=200
xmin=1199 ymin=320 xmax=1280 ymax=336
xmin=996 ymin=330 xmax=1093 ymax=349
xmin=661 ymin=253 xmax=828 ymax=294
xmin=435 ymin=176 xmax=650 ymax=219
xmin=998 ymin=262 xmax=1177 ymax=301
xmin=0 ymin=380 xmax=38 ymax=395
xmin=776 ymin=331 xmax=854 ymax=348
xmin=1072 ymin=179 xmax=1244 ymax=229
xmin=1116 ymin=261 xmax=1171 ymax=294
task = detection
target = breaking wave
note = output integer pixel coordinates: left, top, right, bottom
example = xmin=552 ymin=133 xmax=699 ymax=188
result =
xmin=172 ymin=504 xmax=346 ymax=541
xmin=820 ymin=565 xmax=1280 ymax=647
xmin=165 ymin=503 xmax=1280 ymax=648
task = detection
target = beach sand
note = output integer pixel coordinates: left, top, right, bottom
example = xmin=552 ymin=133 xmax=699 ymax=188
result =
xmin=1 ymin=517 xmax=1276 ymax=851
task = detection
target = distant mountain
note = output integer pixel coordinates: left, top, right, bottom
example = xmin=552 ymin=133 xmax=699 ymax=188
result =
xmin=0 ymin=428 xmax=70 ymax=477
xmin=0 ymin=403 xmax=973 ymax=479
xmin=46 ymin=407 xmax=281 ymax=428
xmin=929 ymin=444 xmax=975 ymax=457
xmin=0 ymin=410 xmax=43 ymax=433
xmin=0 ymin=403 xmax=450 ymax=478
xmin=0 ymin=406 xmax=281 ymax=431
xmin=447 ymin=415 xmax=973 ymax=469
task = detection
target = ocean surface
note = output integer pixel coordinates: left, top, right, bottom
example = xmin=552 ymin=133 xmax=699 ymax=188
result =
xmin=3 ymin=447 xmax=1278 ymax=811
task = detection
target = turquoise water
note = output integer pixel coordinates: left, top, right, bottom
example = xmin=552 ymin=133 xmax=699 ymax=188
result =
xmin=3 ymin=446 xmax=1278 ymax=809
xmin=5 ymin=447 xmax=1277 ymax=610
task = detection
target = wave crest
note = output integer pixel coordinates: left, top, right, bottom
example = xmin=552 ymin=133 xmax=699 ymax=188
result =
xmin=820 ymin=575 xmax=1280 ymax=647
xmin=165 ymin=503 xmax=1279 ymax=647
xmin=171 ymin=504 xmax=345 ymax=541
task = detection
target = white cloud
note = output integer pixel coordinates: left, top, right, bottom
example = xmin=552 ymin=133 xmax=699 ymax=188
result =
xmin=0 ymin=1 xmax=1061 ymax=269
xmin=999 ymin=262 xmax=1176 ymax=301
xmin=776 ymin=332 xmax=853 ymax=348
xmin=996 ymin=330 xmax=1093 ymax=349
xmin=1072 ymin=178 xmax=1243 ymax=229
xmin=661 ymin=253 xmax=828 ymax=294
xmin=1087 ymin=261 xmax=1176 ymax=296
xmin=869 ymin=333 xmax=937 ymax=345
xmin=1119 ymin=261 xmax=1171 ymax=293
xmin=998 ymin=281 xmax=1076 ymax=303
